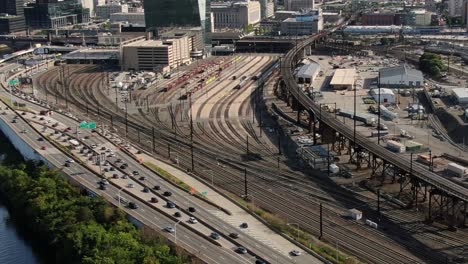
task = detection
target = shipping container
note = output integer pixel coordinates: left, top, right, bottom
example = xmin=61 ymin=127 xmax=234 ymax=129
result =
xmin=387 ymin=140 xmax=405 ymax=153
xmin=447 ymin=163 xmax=467 ymax=178
xmin=405 ymin=140 xmax=423 ymax=152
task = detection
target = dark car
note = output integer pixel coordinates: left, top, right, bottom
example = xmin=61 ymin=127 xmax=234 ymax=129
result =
xmin=37 ymin=137 xmax=43 ymax=141
xmin=174 ymin=212 xmax=181 ymax=218
xmin=99 ymin=184 xmax=107 ymax=190
xmin=153 ymin=185 xmax=161 ymax=190
xmin=235 ymin=247 xmax=247 ymax=254
xmin=112 ymin=174 xmax=119 ymax=179
xmin=188 ymin=207 xmax=196 ymax=213
xmin=150 ymin=197 xmax=158 ymax=203
xmin=116 ymin=158 xmax=122 ymax=163
xmin=166 ymin=201 xmax=176 ymax=209
xmin=139 ymin=176 xmax=146 ymax=181
xmin=128 ymin=202 xmax=139 ymax=209
xmin=101 ymin=146 xmax=106 ymax=150
xmin=64 ymin=163 xmax=70 ymax=167
xmin=229 ymin=233 xmax=239 ymax=239
xmin=143 ymin=187 xmax=150 ymax=193
xmin=120 ymin=165 xmax=127 ymax=169
xmin=210 ymin=232 xmax=220 ymax=240
xmin=255 ymin=260 xmax=267 ymax=264
xmin=132 ymin=171 xmax=139 ymax=175
xmin=163 ymin=191 xmax=172 ymax=197
xmin=109 ymin=167 xmax=115 ymax=171
xmin=240 ymin=223 xmax=248 ymax=228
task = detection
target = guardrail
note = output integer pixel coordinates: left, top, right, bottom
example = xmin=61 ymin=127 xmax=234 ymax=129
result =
xmin=280 ymin=25 xmax=468 ymax=202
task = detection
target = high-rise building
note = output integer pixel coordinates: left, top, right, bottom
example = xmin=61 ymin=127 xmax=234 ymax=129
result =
xmin=143 ymin=0 xmax=211 ymax=42
xmin=284 ymin=0 xmax=314 ymax=11
xmin=211 ymin=1 xmax=261 ymax=30
xmin=24 ymin=0 xmax=90 ymax=29
xmin=0 ymin=0 xmax=26 ymax=34
xmin=448 ymin=0 xmax=464 ymax=17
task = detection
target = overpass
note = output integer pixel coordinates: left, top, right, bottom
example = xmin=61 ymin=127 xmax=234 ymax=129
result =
xmin=280 ymin=26 xmax=468 ymax=226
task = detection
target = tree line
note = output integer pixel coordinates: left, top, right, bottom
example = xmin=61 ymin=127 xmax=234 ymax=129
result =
xmin=0 ymin=161 xmax=194 ymax=264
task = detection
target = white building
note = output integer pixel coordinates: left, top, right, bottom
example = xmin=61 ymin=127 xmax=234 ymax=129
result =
xmin=296 ymin=63 xmax=320 ymax=84
xmin=378 ymin=64 xmax=424 ymax=88
xmin=448 ymin=0 xmax=464 ymax=17
xmin=370 ymin=88 xmax=396 ymax=104
xmin=284 ymin=0 xmax=314 ymax=11
xmin=452 ymin=88 xmax=468 ymax=105
xmin=110 ymin=12 xmax=145 ymax=25
xmin=280 ymin=9 xmax=323 ymax=35
xmin=211 ymin=1 xmax=261 ymax=30
xmin=330 ymin=68 xmax=356 ymax=90
xmin=79 ymin=0 xmax=95 ymax=17
xmin=96 ymin=4 xmax=128 ymax=19
xmin=122 ymin=36 xmax=191 ymax=71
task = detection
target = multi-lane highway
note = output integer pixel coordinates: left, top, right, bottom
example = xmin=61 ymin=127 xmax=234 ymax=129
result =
xmin=0 ymin=68 xmax=324 ymax=263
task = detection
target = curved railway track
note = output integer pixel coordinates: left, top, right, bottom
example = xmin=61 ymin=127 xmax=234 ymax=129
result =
xmin=31 ymin=57 xmax=468 ymax=263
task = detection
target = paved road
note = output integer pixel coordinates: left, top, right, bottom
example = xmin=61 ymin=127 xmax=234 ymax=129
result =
xmin=0 ymin=102 xmax=257 ymax=264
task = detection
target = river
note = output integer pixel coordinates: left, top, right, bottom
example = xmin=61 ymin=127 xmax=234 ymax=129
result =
xmin=0 ymin=201 xmax=41 ymax=264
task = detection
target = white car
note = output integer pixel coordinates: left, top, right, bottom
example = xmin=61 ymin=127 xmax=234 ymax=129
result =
xmin=290 ymin=250 xmax=301 ymax=256
xmin=127 ymin=183 xmax=135 ymax=188
xmin=189 ymin=217 xmax=198 ymax=224
xmin=164 ymin=226 xmax=175 ymax=233
xmin=66 ymin=158 xmax=74 ymax=163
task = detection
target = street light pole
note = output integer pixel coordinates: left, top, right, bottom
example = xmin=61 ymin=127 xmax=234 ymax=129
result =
xmin=174 ymin=219 xmax=182 ymax=244
xmin=287 ymin=222 xmax=300 ymax=241
xmin=118 ymin=186 xmax=124 ymax=208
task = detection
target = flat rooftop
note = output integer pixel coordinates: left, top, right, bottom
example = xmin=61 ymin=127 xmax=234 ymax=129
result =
xmin=330 ymin=68 xmax=356 ymax=86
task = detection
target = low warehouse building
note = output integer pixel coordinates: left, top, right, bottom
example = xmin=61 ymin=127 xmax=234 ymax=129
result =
xmin=370 ymin=88 xmax=395 ymax=104
xmin=296 ymin=63 xmax=320 ymax=85
xmin=379 ymin=64 xmax=423 ymax=88
xmin=330 ymin=68 xmax=356 ymax=90
xmin=452 ymin=88 xmax=468 ymax=105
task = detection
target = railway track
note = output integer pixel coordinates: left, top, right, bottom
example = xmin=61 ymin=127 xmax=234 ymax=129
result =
xmin=30 ymin=59 xmax=465 ymax=263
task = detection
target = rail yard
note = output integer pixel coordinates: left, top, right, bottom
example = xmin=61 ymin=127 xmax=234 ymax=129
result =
xmin=14 ymin=49 xmax=463 ymax=264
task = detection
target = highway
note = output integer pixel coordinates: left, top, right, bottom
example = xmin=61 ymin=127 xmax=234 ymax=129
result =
xmin=280 ymin=30 xmax=468 ymax=203
xmin=0 ymin=81 xmax=321 ymax=263
xmin=0 ymin=101 xmax=259 ymax=264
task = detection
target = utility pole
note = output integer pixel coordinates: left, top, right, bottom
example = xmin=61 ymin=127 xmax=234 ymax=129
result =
xmin=190 ymin=94 xmax=194 ymax=172
xmin=125 ymin=102 xmax=128 ymax=137
xmin=152 ymin=127 xmax=155 ymax=152
xmin=353 ymin=84 xmax=357 ymax=153
xmin=378 ymin=87 xmax=381 ymax=145
xmin=319 ymin=203 xmax=323 ymax=240
xmin=244 ymin=168 xmax=248 ymax=197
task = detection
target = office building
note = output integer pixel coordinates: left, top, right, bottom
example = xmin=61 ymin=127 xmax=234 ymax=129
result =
xmin=122 ymin=36 xmax=191 ymax=72
xmin=362 ymin=11 xmax=395 ymax=26
xmin=448 ymin=0 xmax=464 ymax=17
xmin=143 ymin=0 xmax=212 ymax=38
xmin=279 ymin=9 xmax=323 ymax=35
xmin=284 ymin=0 xmax=314 ymax=11
xmin=24 ymin=0 xmax=90 ymax=29
xmin=211 ymin=1 xmax=261 ymax=30
xmin=110 ymin=12 xmax=145 ymax=25
xmin=0 ymin=0 xmax=26 ymax=34
xmin=96 ymin=4 xmax=128 ymax=19
xmin=79 ymin=0 xmax=94 ymax=17
xmin=260 ymin=0 xmax=275 ymax=19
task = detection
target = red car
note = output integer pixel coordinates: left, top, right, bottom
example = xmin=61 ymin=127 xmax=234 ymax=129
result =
xmin=41 ymin=146 xmax=47 ymax=150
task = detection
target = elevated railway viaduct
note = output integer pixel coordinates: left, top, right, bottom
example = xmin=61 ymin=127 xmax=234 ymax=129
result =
xmin=279 ymin=31 xmax=468 ymax=228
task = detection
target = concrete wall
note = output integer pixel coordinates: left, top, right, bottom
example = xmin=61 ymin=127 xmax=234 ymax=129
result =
xmin=0 ymin=117 xmax=54 ymax=169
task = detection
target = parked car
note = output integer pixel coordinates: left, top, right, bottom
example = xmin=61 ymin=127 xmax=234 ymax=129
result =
xmin=150 ymin=197 xmax=158 ymax=203
xmin=189 ymin=217 xmax=198 ymax=224
xmin=229 ymin=233 xmax=239 ymax=239
xmin=164 ymin=226 xmax=175 ymax=233
xmin=128 ymin=202 xmax=139 ymax=209
xmin=163 ymin=191 xmax=172 ymax=197
xmin=290 ymin=250 xmax=301 ymax=256
xmin=166 ymin=201 xmax=176 ymax=209
xmin=240 ymin=222 xmax=248 ymax=228
xmin=236 ymin=247 xmax=247 ymax=254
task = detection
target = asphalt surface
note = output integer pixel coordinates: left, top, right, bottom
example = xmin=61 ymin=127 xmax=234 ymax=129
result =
xmin=0 ymin=89 xmax=318 ymax=263
xmin=0 ymin=100 xmax=258 ymax=264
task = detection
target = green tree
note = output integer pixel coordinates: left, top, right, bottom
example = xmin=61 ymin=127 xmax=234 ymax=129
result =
xmin=419 ymin=53 xmax=446 ymax=78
